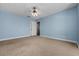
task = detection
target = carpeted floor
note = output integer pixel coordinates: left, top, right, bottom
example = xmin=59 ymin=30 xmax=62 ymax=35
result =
xmin=0 ymin=36 xmax=79 ymax=56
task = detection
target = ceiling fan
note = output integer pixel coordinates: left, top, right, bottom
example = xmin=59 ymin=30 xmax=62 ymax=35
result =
xmin=26 ymin=6 xmax=40 ymax=18
xmin=31 ymin=6 xmax=40 ymax=17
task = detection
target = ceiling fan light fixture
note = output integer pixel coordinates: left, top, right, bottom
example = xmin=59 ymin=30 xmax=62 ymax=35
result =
xmin=31 ymin=7 xmax=40 ymax=17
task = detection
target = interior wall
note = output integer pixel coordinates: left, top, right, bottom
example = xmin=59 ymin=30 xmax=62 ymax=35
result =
xmin=0 ymin=10 xmax=32 ymax=40
xmin=77 ymin=4 xmax=79 ymax=44
xmin=39 ymin=7 xmax=78 ymax=42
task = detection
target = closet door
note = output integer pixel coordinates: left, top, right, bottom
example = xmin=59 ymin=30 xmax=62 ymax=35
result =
xmin=31 ymin=21 xmax=37 ymax=36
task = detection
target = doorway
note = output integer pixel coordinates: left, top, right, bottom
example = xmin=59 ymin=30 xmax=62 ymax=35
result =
xmin=37 ymin=22 xmax=40 ymax=36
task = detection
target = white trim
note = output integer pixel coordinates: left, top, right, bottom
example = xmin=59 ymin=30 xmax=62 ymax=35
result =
xmin=0 ymin=35 xmax=77 ymax=47
xmin=40 ymin=35 xmax=77 ymax=44
xmin=0 ymin=35 xmax=31 ymax=41
xmin=0 ymin=35 xmax=77 ymax=43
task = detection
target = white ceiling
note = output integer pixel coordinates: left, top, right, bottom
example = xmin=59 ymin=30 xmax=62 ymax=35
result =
xmin=0 ymin=3 xmax=77 ymax=19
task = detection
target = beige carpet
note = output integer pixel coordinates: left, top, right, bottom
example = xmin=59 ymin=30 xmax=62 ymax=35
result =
xmin=0 ymin=36 xmax=79 ymax=56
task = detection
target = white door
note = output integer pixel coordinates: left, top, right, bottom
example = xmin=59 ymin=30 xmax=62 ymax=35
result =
xmin=31 ymin=21 xmax=37 ymax=36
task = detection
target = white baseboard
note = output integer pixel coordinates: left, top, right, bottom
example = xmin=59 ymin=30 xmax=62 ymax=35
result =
xmin=40 ymin=35 xmax=77 ymax=44
xmin=0 ymin=35 xmax=31 ymax=41
xmin=0 ymin=35 xmax=77 ymax=47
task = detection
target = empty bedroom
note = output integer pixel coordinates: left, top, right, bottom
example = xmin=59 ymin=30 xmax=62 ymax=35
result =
xmin=0 ymin=3 xmax=79 ymax=56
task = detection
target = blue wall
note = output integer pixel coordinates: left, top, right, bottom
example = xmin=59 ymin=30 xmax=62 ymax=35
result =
xmin=0 ymin=10 xmax=32 ymax=39
xmin=77 ymin=4 xmax=79 ymax=44
xmin=40 ymin=7 xmax=78 ymax=42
